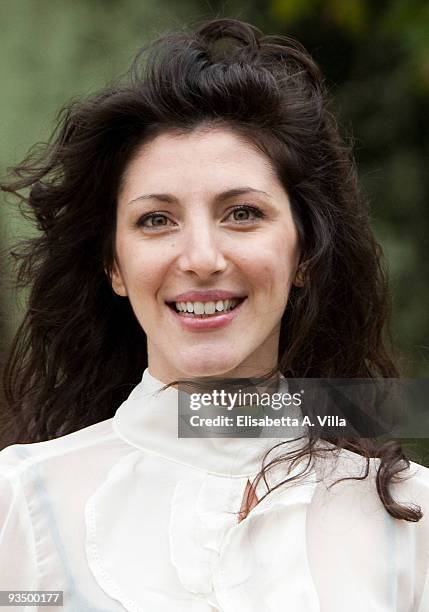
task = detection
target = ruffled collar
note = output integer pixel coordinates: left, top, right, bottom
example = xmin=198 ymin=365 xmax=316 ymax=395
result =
xmin=112 ymin=368 xmax=305 ymax=478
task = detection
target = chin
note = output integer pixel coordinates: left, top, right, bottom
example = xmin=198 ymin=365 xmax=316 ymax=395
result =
xmin=176 ymin=350 xmax=243 ymax=380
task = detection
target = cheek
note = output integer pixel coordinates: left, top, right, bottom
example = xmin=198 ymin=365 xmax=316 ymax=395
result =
xmin=115 ymin=237 xmax=167 ymax=300
xmin=243 ymin=233 xmax=299 ymax=291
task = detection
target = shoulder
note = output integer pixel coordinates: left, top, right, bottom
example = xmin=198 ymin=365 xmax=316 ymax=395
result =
xmin=390 ymin=459 xmax=429 ymax=514
xmin=314 ymin=440 xmax=429 ymax=484
xmin=0 ymin=421 xmax=123 ymax=588
xmin=0 ymin=417 xmax=118 ymax=482
xmin=313 ymin=442 xmax=429 ymax=517
xmin=307 ymin=444 xmax=429 ymax=557
xmin=311 ymin=441 xmax=379 ymax=486
xmin=0 ymin=416 xmax=132 ymax=539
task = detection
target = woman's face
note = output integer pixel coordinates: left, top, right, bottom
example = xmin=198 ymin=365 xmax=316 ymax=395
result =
xmin=111 ymin=127 xmax=301 ymax=382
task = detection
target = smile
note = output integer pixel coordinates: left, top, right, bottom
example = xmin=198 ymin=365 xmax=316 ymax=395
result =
xmin=165 ymin=297 xmax=247 ymax=330
xmin=167 ymin=297 xmax=245 ymax=317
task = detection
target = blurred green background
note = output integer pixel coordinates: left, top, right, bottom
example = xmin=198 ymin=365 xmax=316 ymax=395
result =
xmin=0 ymin=0 xmax=428 ymax=462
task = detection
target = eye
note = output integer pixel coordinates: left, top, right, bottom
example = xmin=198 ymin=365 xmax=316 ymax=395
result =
xmin=136 ymin=213 xmax=175 ymax=230
xmin=226 ymin=205 xmax=265 ymax=223
xmin=135 ymin=204 xmax=265 ymax=230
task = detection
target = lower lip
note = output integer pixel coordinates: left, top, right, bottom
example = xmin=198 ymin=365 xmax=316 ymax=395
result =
xmin=167 ymin=299 xmax=246 ymax=331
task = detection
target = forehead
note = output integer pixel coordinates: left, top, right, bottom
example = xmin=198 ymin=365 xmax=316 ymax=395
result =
xmin=119 ymin=128 xmax=278 ymax=202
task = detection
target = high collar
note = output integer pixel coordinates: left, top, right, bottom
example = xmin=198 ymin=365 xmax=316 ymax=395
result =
xmin=112 ymin=368 xmax=306 ymax=477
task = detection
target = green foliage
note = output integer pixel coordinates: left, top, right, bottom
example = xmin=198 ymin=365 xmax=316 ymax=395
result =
xmin=271 ymin=0 xmax=369 ymax=35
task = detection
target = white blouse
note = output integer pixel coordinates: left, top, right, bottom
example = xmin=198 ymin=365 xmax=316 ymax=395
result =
xmin=1 ymin=367 xmax=429 ymax=612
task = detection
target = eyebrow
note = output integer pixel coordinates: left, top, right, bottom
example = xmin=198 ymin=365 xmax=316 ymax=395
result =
xmin=127 ymin=187 xmax=271 ymax=206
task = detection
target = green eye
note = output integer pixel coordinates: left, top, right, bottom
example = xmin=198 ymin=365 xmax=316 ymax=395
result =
xmin=136 ymin=204 xmax=265 ymax=231
xmin=227 ymin=205 xmax=264 ymax=222
xmin=232 ymin=208 xmax=251 ymax=221
xmin=137 ymin=213 xmax=172 ymax=229
xmin=147 ymin=215 xmax=168 ymax=226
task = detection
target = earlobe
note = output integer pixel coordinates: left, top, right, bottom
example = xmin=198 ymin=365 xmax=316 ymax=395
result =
xmin=107 ymin=262 xmax=128 ymax=297
xmin=293 ymin=261 xmax=307 ymax=288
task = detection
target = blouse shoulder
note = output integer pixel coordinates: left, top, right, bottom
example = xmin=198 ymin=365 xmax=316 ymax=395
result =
xmin=0 ymin=417 xmax=116 ymax=477
xmin=311 ymin=443 xmax=429 ymax=521
xmin=391 ymin=459 xmax=429 ymax=515
xmin=0 ymin=417 xmax=126 ymax=589
xmin=0 ymin=447 xmax=38 ymax=590
xmin=314 ymin=441 xmax=429 ymax=489
xmin=407 ymin=459 xmax=429 ymax=486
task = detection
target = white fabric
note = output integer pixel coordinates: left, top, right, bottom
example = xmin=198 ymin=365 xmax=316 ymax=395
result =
xmin=0 ymin=367 xmax=428 ymax=612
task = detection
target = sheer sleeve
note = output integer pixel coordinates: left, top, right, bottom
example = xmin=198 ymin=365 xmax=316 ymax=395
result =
xmin=410 ymin=461 xmax=429 ymax=612
xmin=0 ymin=447 xmax=38 ymax=591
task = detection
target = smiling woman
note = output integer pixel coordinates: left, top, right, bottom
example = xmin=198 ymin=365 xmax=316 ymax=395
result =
xmin=0 ymin=17 xmax=428 ymax=612
xmin=110 ymin=129 xmax=301 ymax=380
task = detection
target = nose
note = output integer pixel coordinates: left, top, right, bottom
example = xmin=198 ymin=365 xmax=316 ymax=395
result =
xmin=176 ymin=219 xmax=227 ymax=278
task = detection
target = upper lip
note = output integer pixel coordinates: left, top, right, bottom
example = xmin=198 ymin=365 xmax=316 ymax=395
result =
xmin=166 ymin=290 xmax=247 ymax=303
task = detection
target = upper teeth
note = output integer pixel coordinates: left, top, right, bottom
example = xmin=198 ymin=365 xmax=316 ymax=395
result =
xmin=174 ymin=299 xmax=239 ymax=314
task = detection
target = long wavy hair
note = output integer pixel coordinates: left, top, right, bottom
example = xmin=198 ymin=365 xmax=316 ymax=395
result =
xmin=1 ymin=18 xmax=421 ymax=521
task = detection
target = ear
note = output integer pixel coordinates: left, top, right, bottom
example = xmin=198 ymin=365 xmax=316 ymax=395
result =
xmin=106 ymin=261 xmax=128 ymax=297
xmin=293 ymin=261 xmax=307 ymax=288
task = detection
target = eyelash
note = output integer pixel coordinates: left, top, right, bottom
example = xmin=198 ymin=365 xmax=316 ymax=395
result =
xmin=136 ymin=205 xmax=265 ymax=230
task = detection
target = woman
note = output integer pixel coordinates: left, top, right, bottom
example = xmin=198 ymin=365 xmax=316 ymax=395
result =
xmin=0 ymin=17 xmax=428 ymax=612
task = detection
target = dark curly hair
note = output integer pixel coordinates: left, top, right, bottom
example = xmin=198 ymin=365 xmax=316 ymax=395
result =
xmin=0 ymin=18 xmax=421 ymax=522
